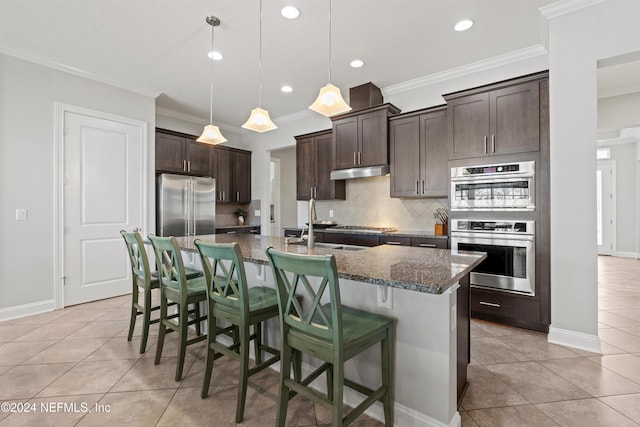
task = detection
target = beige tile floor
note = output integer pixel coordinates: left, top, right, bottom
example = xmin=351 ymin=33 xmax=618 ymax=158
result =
xmin=1 ymin=255 xmax=639 ymax=426
xmin=462 ymin=255 xmax=640 ymax=427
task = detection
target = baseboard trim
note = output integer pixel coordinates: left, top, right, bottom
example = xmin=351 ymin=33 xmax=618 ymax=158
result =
xmin=612 ymin=251 xmax=639 ymax=259
xmin=0 ymin=299 xmax=56 ymax=322
xmin=548 ymin=326 xmax=602 ymax=354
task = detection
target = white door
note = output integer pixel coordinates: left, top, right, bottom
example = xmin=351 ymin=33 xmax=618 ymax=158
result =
xmin=63 ymin=110 xmax=146 ymax=306
xmin=597 ymin=160 xmax=615 ymax=255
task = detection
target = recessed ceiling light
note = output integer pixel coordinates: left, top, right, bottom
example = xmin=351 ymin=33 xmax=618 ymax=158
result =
xmin=208 ymin=50 xmax=223 ymax=60
xmin=281 ymin=6 xmax=300 ymax=19
xmin=350 ymin=59 xmax=364 ymax=68
xmin=454 ymin=19 xmax=474 ymax=32
xmin=281 ymin=85 xmax=293 ymax=93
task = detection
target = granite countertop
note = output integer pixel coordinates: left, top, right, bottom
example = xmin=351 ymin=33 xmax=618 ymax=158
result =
xmin=175 ymin=234 xmax=485 ymax=295
xmin=282 ymin=227 xmax=448 ymax=239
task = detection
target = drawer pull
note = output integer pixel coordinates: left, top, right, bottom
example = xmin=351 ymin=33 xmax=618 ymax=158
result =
xmin=479 ymin=301 xmax=501 ymax=308
xmin=419 ymin=243 xmax=437 ymax=248
xmin=385 ymin=241 xmax=402 ymax=245
xmin=226 ymin=231 xmax=237 ymax=234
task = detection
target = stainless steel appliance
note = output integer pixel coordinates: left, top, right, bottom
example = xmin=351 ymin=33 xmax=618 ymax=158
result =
xmin=157 ymin=173 xmax=216 ymax=237
xmin=451 ymin=220 xmax=535 ymax=295
xmin=450 ymin=161 xmax=535 ymax=211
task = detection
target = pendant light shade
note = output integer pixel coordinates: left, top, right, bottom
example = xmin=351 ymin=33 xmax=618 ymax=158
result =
xmin=197 ymin=124 xmax=227 ymax=144
xmin=198 ymin=15 xmax=227 ymax=145
xmin=242 ymin=107 xmax=277 ymax=132
xmin=242 ymin=0 xmax=277 ymax=133
xmin=308 ymin=0 xmax=351 ymax=117
xmin=309 ymin=83 xmax=351 ymax=117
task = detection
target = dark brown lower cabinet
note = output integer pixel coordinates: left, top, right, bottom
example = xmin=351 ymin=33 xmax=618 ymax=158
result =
xmin=470 ymin=287 xmax=547 ymax=332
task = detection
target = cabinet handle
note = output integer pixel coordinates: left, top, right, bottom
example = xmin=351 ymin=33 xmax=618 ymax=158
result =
xmin=358 ymin=151 xmax=361 ymax=165
xmin=222 ymin=191 xmax=225 ymax=201
xmin=353 ymin=152 xmax=357 ymax=166
xmin=188 ymin=160 xmax=191 ymax=172
xmin=385 ymin=241 xmax=402 ymax=245
xmin=479 ymin=301 xmax=501 ymax=308
xmin=419 ymin=243 xmax=437 ymax=248
xmin=484 ymin=136 xmax=488 ymax=154
xmin=226 ymin=231 xmax=237 ymax=234
xmin=183 ymin=160 xmax=187 ymax=171
xmin=422 ymin=180 xmax=425 ymax=194
xmin=416 ymin=181 xmax=419 ymax=195
xmin=491 ymin=135 xmax=496 ymax=153
xmin=314 ymin=187 xmax=317 ymax=199
xmin=237 ymin=191 xmax=240 ymax=201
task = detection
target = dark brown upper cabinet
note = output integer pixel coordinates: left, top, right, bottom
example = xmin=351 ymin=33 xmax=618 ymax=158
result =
xmin=210 ymin=146 xmax=251 ymax=203
xmin=445 ymin=73 xmax=546 ymax=160
xmin=331 ymin=104 xmax=400 ymax=169
xmin=295 ymin=129 xmax=345 ymax=201
xmin=155 ymin=130 xmax=212 ymax=176
xmin=390 ymin=106 xmax=448 ymax=198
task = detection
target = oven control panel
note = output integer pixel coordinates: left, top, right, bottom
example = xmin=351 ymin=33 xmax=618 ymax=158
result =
xmin=452 ymin=220 xmax=534 ymax=235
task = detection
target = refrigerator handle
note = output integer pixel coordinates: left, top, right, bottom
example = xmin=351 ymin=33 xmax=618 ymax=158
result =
xmin=191 ymin=179 xmax=196 ymax=236
xmin=187 ymin=179 xmax=193 ymax=236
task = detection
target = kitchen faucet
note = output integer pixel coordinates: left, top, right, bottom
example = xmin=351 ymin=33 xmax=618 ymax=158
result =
xmin=308 ymin=198 xmax=317 ymax=249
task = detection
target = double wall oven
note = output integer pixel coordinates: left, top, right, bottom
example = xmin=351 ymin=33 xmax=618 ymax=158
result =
xmin=450 ymin=161 xmax=536 ymax=296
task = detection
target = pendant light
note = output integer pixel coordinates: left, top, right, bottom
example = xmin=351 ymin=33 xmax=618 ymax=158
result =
xmin=242 ymin=0 xmax=278 ymax=132
xmin=308 ymin=0 xmax=351 ymax=117
xmin=197 ymin=15 xmax=227 ymax=145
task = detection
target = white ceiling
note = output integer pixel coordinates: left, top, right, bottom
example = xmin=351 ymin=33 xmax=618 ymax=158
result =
xmin=0 ymin=0 xmax=564 ymax=129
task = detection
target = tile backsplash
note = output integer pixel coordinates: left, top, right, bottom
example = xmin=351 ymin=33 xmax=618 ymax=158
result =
xmin=216 ymin=200 xmax=260 ymax=227
xmin=312 ymin=176 xmax=448 ymax=231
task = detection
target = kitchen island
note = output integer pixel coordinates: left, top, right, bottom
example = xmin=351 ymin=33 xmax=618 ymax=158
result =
xmin=175 ymin=234 xmax=485 ymax=427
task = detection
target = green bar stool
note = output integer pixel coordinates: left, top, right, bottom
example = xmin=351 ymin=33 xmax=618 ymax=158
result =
xmin=120 ymin=230 xmax=202 ymax=354
xmin=195 ymin=240 xmax=281 ymax=423
xmin=265 ymin=247 xmax=394 ymax=427
xmin=148 ymin=235 xmax=208 ymax=381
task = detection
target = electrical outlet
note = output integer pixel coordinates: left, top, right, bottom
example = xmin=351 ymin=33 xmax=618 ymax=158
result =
xmin=15 ymin=209 xmax=27 ymax=221
xmin=377 ymin=285 xmax=393 ymax=309
xmin=254 ymin=210 xmax=261 ymax=217
xmin=329 ymin=210 xmax=334 ymax=218
xmin=451 ymin=305 xmax=457 ymax=331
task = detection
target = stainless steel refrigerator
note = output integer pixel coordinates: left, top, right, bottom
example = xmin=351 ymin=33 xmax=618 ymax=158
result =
xmin=157 ymin=173 xmax=216 ymax=237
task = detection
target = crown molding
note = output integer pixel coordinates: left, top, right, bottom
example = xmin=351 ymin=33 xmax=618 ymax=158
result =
xmin=274 ymin=108 xmax=319 ymax=125
xmin=383 ymin=45 xmax=548 ymax=96
xmin=598 ymin=85 xmax=640 ymax=99
xmin=0 ymin=43 xmax=161 ymax=99
xmin=539 ymin=0 xmax=606 ymax=19
xmin=155 ymin=107 xmax=242 ymax=134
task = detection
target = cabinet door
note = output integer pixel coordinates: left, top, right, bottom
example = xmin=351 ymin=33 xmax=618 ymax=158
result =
xmin=358 ymin=109 xmax=388 ymax=167
xmin=234 ymin=151 xmax=251 ymax=203
xmin=411 ymin=237 xmax=448 ymax=249
xmin=296 ymin=137 xmax=315 ymax=200
xmin=216 ymin=148 xmax=234 ymax=203
xmin=186 ymin=140 xmax=212 ymax=176
xmin=448 ymin=93 xmax=490 ymax=160
xmin=315 ymin=132 xmax=345 ymax=200
xmin=421 ymin=110 xmax=448 ymax=197
xmin=333 ymin=116 xmax=358 ymax=169
xmin=490 ymin=81 xmax=540 ymax=155
xmin=155 ymin=132 xmax=186 ymax=173
xmin=390 ymin=116 xmax=421 ymax=197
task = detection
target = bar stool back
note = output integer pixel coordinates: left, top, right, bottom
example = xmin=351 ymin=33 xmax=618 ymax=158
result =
xmin=148 ymin=235 xmax=208 ymax=381
xmin=265 ymin=247 xmax=394 ymax=427
xmin=195 ymin=240 xmax=280 ymax=423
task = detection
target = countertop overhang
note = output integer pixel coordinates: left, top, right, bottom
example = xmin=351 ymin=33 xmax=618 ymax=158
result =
xmin=174 ymin=234 xmax=486 ymax=295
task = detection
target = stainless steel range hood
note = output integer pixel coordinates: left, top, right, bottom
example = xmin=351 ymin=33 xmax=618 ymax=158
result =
xmin=330 ymin=164 xmax=389 ymax=180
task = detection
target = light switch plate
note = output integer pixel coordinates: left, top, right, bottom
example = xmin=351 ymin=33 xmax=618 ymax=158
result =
xmin=329 ymin=210 xmax=334 ymax=218
xmin=16 ymin=209 xmax=28 ymax=221
xmin=377 ymin=285 xmax=393 ymax=309
xmin=254 ymin=210 xmax=261 ymax=217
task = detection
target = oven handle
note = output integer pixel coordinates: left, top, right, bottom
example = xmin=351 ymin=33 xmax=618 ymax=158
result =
xmin=451 ymin=176 xmax=533 ymax=186
xmin=451 ymin=232 xmax=534 ymax=242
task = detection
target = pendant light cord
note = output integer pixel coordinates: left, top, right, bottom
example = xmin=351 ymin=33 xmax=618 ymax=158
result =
xmin=208 ymin=18 xmax=215 ymax=124
xmin=328 ymin=0 xmax=332 ymax=83
xmin=258 ymin=0 xmax=263 ymax=108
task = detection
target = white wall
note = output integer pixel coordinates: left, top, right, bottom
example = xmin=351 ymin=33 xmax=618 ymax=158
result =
xmin=547 ymin=0 xmax=640 ymax=351
xmin=0 ymin=53 xmax=155 ymax=315
xmin=599 ymin=92 xmax=640 ymax=131
xmin=270 ymin=147 xmax=297 ymax=231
